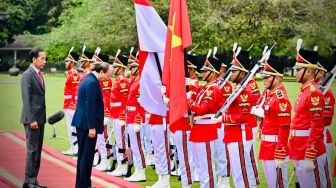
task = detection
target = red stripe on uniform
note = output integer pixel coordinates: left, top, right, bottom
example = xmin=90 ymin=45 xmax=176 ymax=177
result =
xmin=182 ymin=131 xmax=192 ymax=185
xmin=164 ymin=129 xmax=171 ymax=174
xmin=313 ymin=159 xmax=321 ymax=188
xmin=238 ymin=142 xmax=249 ymax=188
xmin=136 ymin=132 xmax=146 ymax=168
xmin=324 ymin=159 xmax=331 ymax=188
xmin=205 ymin=142 xmax=214 ymax=188
xmin=250 ymin=146 xmax=260 ymax=184
xmin=277 ymin=168 xmax=284 ymax=188
xmin=225 ymin=144 xmax=230 ymax=176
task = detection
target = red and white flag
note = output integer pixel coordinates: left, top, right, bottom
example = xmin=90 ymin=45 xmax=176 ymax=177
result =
xmin=162 ymin=0 xmax=192 ymax=125
xmin=134 ymin=0 xmax=168 ymax=116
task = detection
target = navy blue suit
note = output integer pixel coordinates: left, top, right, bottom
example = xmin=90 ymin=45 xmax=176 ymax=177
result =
xmin=71 ymin=72 xmax=104 ymax=188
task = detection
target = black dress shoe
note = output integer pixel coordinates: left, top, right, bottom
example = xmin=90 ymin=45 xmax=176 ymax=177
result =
xmin=22 ymin=183 xmax=39 ymax=188
xmin=35 ymin=183 xmax=47 ymax=188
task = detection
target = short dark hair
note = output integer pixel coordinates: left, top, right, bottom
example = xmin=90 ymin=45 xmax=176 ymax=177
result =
xmin=28 ymin=48 xmax=45 ymax=63
xmin=93 ymin=62 xmax=109 ymax=73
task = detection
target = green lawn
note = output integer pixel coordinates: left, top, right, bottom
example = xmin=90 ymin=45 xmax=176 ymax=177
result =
xmin=0 ymin=73 xmax=335 ymax=187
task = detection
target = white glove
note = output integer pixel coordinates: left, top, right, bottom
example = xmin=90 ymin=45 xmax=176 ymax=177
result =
xmin=253 ymin=107 xmax=265 ymax=118
xmin=119 ymin=120 xmax=126 ymax=127
xmin=185 ymin=78 xmax=191 ymax=86
xmin=163 ymin=95 xmax=170 ymax=105
xmin=137 ymin=97 xmax=140 ymax=103
xmin=186 ymin=91 xmax=192 ymax=100
xmin=304 ymin=159 xmax=315 ymax=171
xmin=274 ymin=159 xmax=286 ymax=168
xmin=134 ymin=124 xmax=140 ymax=133
xmin=250 ymin=106 xmax=257 ymax=114
xmin=161 ymin=85 xmax=167 ymax=96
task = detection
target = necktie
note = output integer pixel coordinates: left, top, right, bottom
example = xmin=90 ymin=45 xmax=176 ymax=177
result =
xmin=38 ymin=71 xmax=44 ymax=88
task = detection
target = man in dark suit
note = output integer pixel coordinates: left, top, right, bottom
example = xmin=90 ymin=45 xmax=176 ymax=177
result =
xmin=71 ymin=61 xmax=109 ymax=188
xmin=20 ymin=48 xmax=47 ymax=188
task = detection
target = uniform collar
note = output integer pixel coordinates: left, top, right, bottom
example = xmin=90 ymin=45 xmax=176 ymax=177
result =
xmin=301 ymin=79 xmax=315 ymax=91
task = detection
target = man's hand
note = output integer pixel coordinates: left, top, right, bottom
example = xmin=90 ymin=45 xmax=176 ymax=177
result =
xmin=253 ymin=107 xmax=265 ymax=118
xmin=88 ymin=128 xmax=96 ymax=138
xmin=161 ymin=86 xmax=166 ymax=96
xmin=30 ymin=121 xmax=38 ymax=129
xmin=186 ymin=91 xmax=192 ymax=100
xmin=163 ymin=95 xmax=170 ymax=105
xmin=304 ymin=159 xmax=315 ymax=171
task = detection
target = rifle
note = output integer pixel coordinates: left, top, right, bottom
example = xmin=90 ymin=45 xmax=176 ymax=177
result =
xmin=320 ymin=64 xmax=336 ymax=95
xmin=214 ymin=62 xmax=262 ymax=118
xmin=217 ymin=68 xmax=232 ymax=89
xmin=214 ymin=44 xmax=274 ymax=118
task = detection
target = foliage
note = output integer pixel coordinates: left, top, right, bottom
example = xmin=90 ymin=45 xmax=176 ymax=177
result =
xmin=3 ymin=0 xmax=336 ymax=62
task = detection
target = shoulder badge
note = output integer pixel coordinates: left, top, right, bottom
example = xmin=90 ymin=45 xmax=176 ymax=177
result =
xmin=206 ymin=89 xmax=213 ymax=96
xmin=120 ymin=83 xmax=126 ymax=89
xmin=103 ymin=81 xmax=108 ymax=87
xmin=311 ymin=96 xmax=320 ymax=106
xmin=73 ymin=75 xmax=78 ymax=81
xmin=224 ymin=86 xmax=231 ymax=93
xmin=325 ymin=97 xmax=330 ymax=105
xmin=249 ymin=82 xmax=256 ymax=89
xmin=276 ymin=90 xmax=284 ymax=99
xmin=240 ymin=94 xmax=248 ymax=102
xmin=279 ymin=102 xmax=287 ymax=111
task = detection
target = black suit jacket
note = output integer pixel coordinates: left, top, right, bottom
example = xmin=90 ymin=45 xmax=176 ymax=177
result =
xmin=71 ymin=72 xmax=104 ymax=134
xmin=20 ymin=65 xmax=46 ymax=125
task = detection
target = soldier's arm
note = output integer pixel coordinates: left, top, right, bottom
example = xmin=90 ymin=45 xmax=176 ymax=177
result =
xmin=323 ymin=91 xmax=335 ymax=126
xmin=274 ymin=98 xmax=291 ymax=160
xmin=305 ymin=91 xmax=325 ymax=160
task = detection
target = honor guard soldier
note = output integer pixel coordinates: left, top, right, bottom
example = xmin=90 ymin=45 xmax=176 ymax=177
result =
xmin=290 ymin=40 xmax=329 ymax=188
xmin=252 ymin=55 xmax=291 ymax=188
xmin=213 ymin=51 xmax=232 ymax=187
xmin=91 ymin=53 xmax=113 ymax=171
xmin=246 ymin=52 xmax=260 ymax=185
xmin=78 ymin=46 xmax=95 ymax=82
xmin=123 ymin=50 xmax=147 ymax=182
xmin=162 ymin=53 xmax=202 ymax=188
xmin=187 ymin=53 xmax=222 ymax=188
xmin=62 ymin=48 xmax=81 ymax=156
xmin=222 ymin=49 xmax=258 ymax=188
xmin=314 ymin=55 xmax=334 ymax=186
xmin=108 ymin=52 xmax=130 ymax=177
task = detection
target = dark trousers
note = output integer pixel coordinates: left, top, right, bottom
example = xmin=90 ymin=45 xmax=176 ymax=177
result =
xmin=24 ymin=124 xmax=45 ymax=184
xmin=76 ymin=128 xmax=97 ymax=188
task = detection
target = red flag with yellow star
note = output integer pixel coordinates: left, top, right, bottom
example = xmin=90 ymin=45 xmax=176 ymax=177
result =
xmin=163 ymin=0 xmax=192 ymax=125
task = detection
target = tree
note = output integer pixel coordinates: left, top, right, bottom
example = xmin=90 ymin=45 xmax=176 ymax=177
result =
xmin=27 ymin=0 xmax=336 ymax=61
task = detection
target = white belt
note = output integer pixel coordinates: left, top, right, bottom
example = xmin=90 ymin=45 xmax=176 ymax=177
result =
xmin=194 ymin=114 xmax=215 ymax=120
xmin=111 ymin=102 xmax=122 ymax=107
xmin=126 ymin=106 xmax=136 ymax=111
xmin=290 ymin=129 xmax=310 ymax=137
xmin=261 ymin=134 xmax=278 ymax=142
xmin=64 ymin=95 xmax=72 ymax=99
xmin=194 ymin=118 xmax=221 ymax=124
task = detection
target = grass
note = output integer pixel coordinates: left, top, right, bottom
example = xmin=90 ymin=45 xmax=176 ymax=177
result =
xmin=0 ymin=72 xmax=335 ymax=187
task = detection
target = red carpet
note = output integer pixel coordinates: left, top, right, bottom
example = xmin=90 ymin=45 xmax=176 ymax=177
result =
xmin=0 ymin=131 xmax=141 ymax=188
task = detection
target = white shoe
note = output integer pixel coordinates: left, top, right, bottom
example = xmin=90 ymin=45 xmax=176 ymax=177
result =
xmin=124 ymin=168 xmax=146 ymax=182
xmin=93 ymin=152 xmax=100 ymax=167
xmin=217 ymin=176 xmax=230 ymax=188
xmin=146 ymin=153 xmax=154 ymax=166
xmin=146 ymin=175 xmax=170 ymax=188
xmin=62 ymin=148 xmax=76 ymax=155
xmin=193 ymin=169 xmax=199 ymax=182
xmin=95 ymin=158 xmax=110 ymax=171
xmin=171 ymin=167 xmax=181 ymax=176
xmin=108 ymin=164 xmax=127 ymax=177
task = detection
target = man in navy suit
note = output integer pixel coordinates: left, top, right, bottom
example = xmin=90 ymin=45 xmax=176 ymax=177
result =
xmin=71 ymin=61 xmax=109 ymax=188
